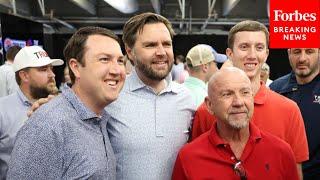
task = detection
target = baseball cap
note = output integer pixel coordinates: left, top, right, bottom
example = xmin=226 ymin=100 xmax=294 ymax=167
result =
xmin=13 ymin=46 xmax=64 ymax=72
xmin=186 ymin=44 xmax=215 ymax=67
xmin=202 ymin=44 xmax=228 ymax=63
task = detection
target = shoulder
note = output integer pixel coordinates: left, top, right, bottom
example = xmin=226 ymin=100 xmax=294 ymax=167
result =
xmin=179 ymin=132 xmax=211 ymax=157
xmin=27 ymin=95 xmax=74 ymax=130
xmin=269 ymin=73 xmax=292 ymax=91
xmin=260 ymin=130 xmax=294 ymax=154
xmin=265 ymin=88 xmax=299 ymax=110
xmin=0 ymin=93 xmax=19 ymax=108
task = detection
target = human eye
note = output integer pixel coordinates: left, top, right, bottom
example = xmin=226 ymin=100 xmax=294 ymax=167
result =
xmin=306 ymin=49 xmax=315 ymax=54
xmin=145 ymin=43 xmax=156 ymax=48
xmin=239 ymin=44 xmax=248 ymax=50
xmin=222 ymin=92 xmax=232 ymax=97
xmin=256 ymin=45 xmax=265 ymax=51
xmin=163 ymin=41 xmax=172 ymax=47
xmin=117 ymin=58 xmax=125 ymax=65
xmin=99 ymin=56 xmax=110 ymax=62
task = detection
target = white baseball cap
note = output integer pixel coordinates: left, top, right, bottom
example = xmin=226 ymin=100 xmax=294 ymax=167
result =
xmin=13 ymin=46 xmax=64 ymax=72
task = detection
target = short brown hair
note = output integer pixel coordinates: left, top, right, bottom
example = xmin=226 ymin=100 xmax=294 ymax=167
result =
xmin=6 ymin=45 xmax=21 ymax=61
xmin=122 ymin=12 xmax=175 ymax=48
xmin=63 ymin=26 xmax=120 ymax=85
xmin=228 ymin=20 xmax=269 ymax=49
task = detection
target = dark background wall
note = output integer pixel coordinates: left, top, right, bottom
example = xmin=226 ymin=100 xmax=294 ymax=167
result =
xmin=45 ymin=34 xmax=292 ymax=87
xmin=0 ymin=13 xmax=44 ymax=65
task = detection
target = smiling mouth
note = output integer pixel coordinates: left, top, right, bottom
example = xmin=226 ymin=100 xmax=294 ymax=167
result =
xmin=244 ymin=63 xmax=257 ymax=69
xmin=105 ymin=80 xmax=118 ymax=86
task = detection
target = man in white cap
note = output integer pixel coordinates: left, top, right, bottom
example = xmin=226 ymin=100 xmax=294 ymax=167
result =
xmin=0 ymin=45 xmax=63 ymax=178
xmin=184 ymin=44 xmax=226 ymax=107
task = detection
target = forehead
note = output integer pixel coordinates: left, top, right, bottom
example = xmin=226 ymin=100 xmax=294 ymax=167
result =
xmin=290 ymin=48 xmax=319 ymax=52
xmin=233 ymin=31 xmax=267 ymax=45
xmin=85 ymin=34 xmax=122 ymax=55
xmin=136 ymin=23 xmax=172 ymax=41
xmin=213 ymin=73 xmax=250 ymax=91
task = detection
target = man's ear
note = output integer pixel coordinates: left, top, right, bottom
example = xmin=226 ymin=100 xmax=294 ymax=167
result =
xmin=205 ymin=97 xmax=214 ymax=115
xmin=69 ymin=58 xmax=81 ymax=80
xmin=125 ymin=44 xmax=135 ymax=64
xmin=202 ymin=63 xmax=208 ymax=73
xmin=226 ymin=48 xmax=233 ymax=59
xmin=19 ymin=70 xmax=30 ymax=83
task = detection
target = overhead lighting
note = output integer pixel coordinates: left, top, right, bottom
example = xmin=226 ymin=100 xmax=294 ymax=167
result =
xmin=103 ymin=0 xmax=138 ymax=14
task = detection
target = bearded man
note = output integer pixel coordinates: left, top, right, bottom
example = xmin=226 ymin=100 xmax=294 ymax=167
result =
xmin=0 ymin=46 xmax=63 ymax=178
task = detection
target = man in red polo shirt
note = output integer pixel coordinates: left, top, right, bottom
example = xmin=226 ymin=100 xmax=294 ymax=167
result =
xmin=173 ymin=67 xmax=298 ymax=180
xmin=191 ymin=20 xmax=308 ymax=179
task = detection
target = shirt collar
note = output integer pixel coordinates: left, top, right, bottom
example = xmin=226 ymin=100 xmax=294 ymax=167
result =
xmin=208 ymin=122 xmax=262 ymax=147
xmin=17 ymin=88 xmax=32 ymax=107
xmin=128 ymin=69 xmax=179 ymax=94
xmin=61 ymin=86 xmax=108 ymax=121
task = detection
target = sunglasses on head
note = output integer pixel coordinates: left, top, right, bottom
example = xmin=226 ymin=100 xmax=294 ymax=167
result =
xmin=233 ymin=160 xmax=247 ymax=180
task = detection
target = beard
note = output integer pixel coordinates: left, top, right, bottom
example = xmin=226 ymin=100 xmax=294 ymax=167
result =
xmin=228 ymin=119 xmax=249 ymax=130
xmin=294 ymin=65 xmax=318 ymax=78
xmin=30 ymin=81 xmax=58 ymax=99
xmin=135 ymin=57 xmax=173 ymax=81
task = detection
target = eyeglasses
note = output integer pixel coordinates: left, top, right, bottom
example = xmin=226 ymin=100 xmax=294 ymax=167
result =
xmin=233 ymin=161 xmax=247 ymax=180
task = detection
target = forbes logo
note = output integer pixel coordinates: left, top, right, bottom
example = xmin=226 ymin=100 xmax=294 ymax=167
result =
xmin=273 ymin=10 xmax=316 ymax=22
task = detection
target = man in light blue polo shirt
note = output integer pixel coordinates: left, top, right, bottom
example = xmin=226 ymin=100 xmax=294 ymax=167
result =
xmin=8 ymin=27 xmax=125 ymax=179
xmin=184 ymin=44 xmax=227 ymax=107
xmin=105 ymin=13 xmax=196 ymax=180
xmin=0 ymin=45 xmax=63 ymax=179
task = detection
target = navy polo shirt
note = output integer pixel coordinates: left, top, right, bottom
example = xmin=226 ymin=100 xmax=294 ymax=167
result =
xmin=270 ymin=72 xmax=320 ymax=180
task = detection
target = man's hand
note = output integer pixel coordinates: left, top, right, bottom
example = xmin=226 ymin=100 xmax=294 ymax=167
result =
xmin=27 ymin=95 xmax=56 ymax=117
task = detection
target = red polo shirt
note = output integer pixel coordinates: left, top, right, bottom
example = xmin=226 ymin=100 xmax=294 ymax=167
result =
xmin=191 ymin=83 xmax=309 ymax=163
xmin=173 ymin=122 xmax=299 ymax=180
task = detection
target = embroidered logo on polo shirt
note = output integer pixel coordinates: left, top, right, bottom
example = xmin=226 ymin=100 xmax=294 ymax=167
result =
xmin=313 ymin=95 xmax=320 ymax=104
xmin=265 ymin=163 xmax=270 ymax=171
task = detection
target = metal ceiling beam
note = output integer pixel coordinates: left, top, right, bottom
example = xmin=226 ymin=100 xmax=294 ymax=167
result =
xmin=222 ymin=0 xmax=240 ymax=16
xmin=201 ymin=0 xmax=216 ymax=31
xmin=177 ymin=0 xmax=185 ymax=29
xmin=37 ymin=0 xmax=45 ymax=15
xmin=68 ymin=0 xmax=96 ymax=15
xmin=0 ymin=0 xmax=28 ymax=15
xmin=150 ymin=0 xmax=160 ymax=14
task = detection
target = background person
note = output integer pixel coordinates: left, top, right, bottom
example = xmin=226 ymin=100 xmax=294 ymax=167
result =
xmin=0 ymin=45 xmax=63 ymax=179
xmin=0 ymin=46 xmax=21 ymax=97
xmin=270 ymin=48 xmax=320 ymax=179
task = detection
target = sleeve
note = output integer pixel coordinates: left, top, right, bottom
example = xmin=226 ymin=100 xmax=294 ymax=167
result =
xmin=6 ymin=70 xmax=18 ymax=95
xmin=281 ymin=143 xmax=299 ymax=180
xmin=7 ymin=122 xmax=63 ymax=180
xmin=172 ymin=153 xmax=188 ymax=180
xmin=191 ymin=102 xmax=216 ymax=141
xmin=286 ymin=103 xmax=309 ymax=163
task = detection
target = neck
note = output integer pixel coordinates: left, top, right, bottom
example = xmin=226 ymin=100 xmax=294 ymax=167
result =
xmin=250 ymin=75 xmax=261 ymax=96
xmin=189 ymin=71 xmax=206 ymax=83
xmin=216 ymin=122 xmax=250 ymax=159
xmin=135 ymin=69 xmax=167 ymax=94
xmin=5 ymin=60 xmax=13 ymax=65
xmin=296 ymin=69 xmax=319 ymax=85
xmin=72 ymin=84 xmax=106 ymax=116
xmin=20 ymin=85 xmax=37 ymax=103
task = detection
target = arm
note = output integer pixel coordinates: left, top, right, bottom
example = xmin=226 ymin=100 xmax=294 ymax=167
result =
xmin=7 ymin=123 xmax=63 ymax=179
xmin=172 ymin=153 xmax=188 ymax=180
xmin=191 ymin=102 xmax=215 ymax=141
xmin=296 ymin=164 xmax=303 ymax=180
xmin=6 ymin=70 xmax=18 ymax=95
